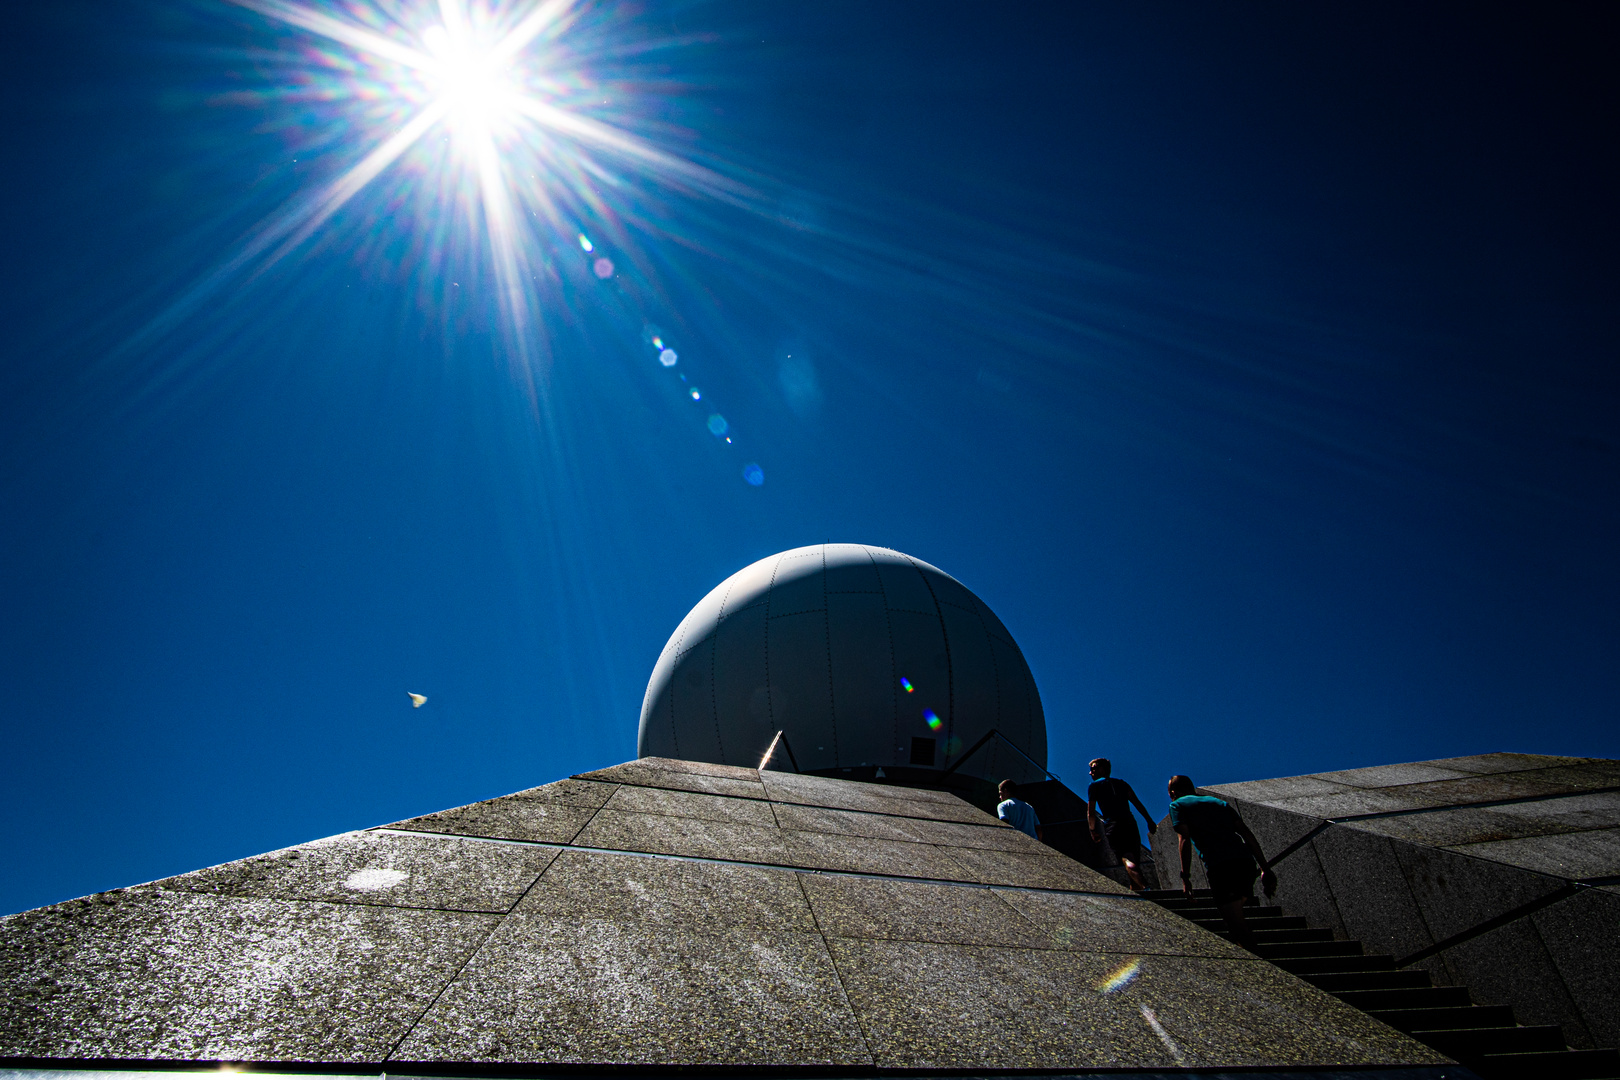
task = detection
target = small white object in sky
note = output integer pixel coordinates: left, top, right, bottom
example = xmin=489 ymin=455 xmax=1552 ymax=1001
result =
xmin=409 ymin=692 xmax=428 ymax=707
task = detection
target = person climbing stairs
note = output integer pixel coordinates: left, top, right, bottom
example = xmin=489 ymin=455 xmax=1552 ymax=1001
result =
xmin=1144 ymin=888 xmax=1620 ymax=1080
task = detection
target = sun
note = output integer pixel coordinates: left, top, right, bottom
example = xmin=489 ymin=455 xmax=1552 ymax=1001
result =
xmin=421 ymin=19 xmax=514 ymax=140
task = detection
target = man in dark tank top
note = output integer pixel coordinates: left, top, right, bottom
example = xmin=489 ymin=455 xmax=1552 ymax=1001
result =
xmin=1086 ymin=758 xmax=1157 ymax=892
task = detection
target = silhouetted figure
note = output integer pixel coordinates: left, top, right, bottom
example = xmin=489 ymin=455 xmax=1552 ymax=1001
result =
xmin=996 ymin=780 xmax=1044 ymax=842
xmin=1167 ymin=775 xmax=1276 ymax=949
xmin=1086 ymin=758 xmax=1157 ymax=892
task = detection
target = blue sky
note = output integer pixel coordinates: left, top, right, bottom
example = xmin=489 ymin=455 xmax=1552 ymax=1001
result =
xmin=2 ymin=1 xmax=1616 ymax=915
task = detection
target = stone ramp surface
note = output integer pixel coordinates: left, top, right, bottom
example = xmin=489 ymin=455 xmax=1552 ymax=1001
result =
xmin=3 ymin=757 xmax=1447 ymax=1071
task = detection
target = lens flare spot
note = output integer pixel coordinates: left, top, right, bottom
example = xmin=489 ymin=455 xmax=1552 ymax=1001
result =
xmin=593 ymin=257 xmax=615 ymax=278
xmin=923 ymin=709 xmax=941 ymax=730
xmin=900 ymin=677 xmax=914 ymax=693
xmin=707 ymin=413 xmax=728 ymax=436
xmin=690 ymin=388 xmax=701 ymax=400
xmin=944 ymin=735 xmax=963 ymax=755
xmin=343 ymin=868 xmax=409 ymax=892
xmin=743 ymin=463 xmax=764 ymax=486
xmin=578 ymin=234 xmax=593 ymax=252
xmin=659 ymin=348 xmax=678 ymax=366
xmin=651 ymin=336 xmax=663 ymax=349
xmin=1097 ymin=958 xmax=1141 ymax=995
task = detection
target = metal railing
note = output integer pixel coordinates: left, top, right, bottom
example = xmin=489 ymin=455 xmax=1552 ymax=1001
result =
xmin=758 ymin=729 xmax=801 ymax=772
xmin=940 ymin=727 xmax=1059 ymax=781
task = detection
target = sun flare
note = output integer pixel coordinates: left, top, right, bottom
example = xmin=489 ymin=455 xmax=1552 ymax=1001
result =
xmin=216 ymin=0 xmax=743 ymax=350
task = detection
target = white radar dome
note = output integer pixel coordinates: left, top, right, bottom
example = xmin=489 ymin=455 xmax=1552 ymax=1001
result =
xmin=638 ymin=544 xmax=1047 ymax=785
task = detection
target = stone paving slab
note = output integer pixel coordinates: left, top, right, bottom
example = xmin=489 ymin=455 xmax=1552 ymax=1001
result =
xmin=1449 ymin=826 xmax=1620 ymax=880
xmin=386 ymin=795 xmax=599 ymax=844
xmin=602 ymin=784 xmax=777 ymax=827
xmin=1349 ymin=797 xmax=1617 ymax=848
xmin=627 ymin=756 xmax=763 ymax=782
xmin=800 ymin=874 xmax=1046 ymax=948
xmin=517 ymin=849 xmax=815 ymax=932
xmin=772 ymin=801 xmax=1043 ymax=853
xmin=942 ymin=846 xmax=1131 ymax=892
xmin=393 ymin=913 xmax=870 ymax=1066
xmin=992 ymin=888 xmax=1250 ymax=958
xmin=497 ymin=777 xmax=620 ymax=807
xmin=574 ymin=762 xmax=766 ymax=800
xmin=825 ymin=940 xmax=1445 ymax=1070
xmin=0 ymin=888 xmax=495 ymax=1062
xmin=572 ymin=809 xmax=977 ymax=881
xmin=759 ymin=771 xmax=988 ymax=823
xmin=153 ymin=829 xmax=557 ymax=913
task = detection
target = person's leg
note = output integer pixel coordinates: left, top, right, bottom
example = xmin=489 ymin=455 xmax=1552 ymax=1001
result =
xmin=1217 ymin=896 xmax=1253 ymax=948
xmin=1207 ymin=860 xmax=1260 ymax=949
xmin=1120 ymin=856 xmax=1147 ymax=892
xmin=1109 ymin=824 xmax=1146 ymax=891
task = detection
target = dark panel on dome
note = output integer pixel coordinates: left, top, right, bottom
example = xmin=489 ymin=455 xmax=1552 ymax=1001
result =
xmin=990 ymin=634 xmax=1042 ymax=756
xmin=870 ymin=552 xmax=937 ymax=613
xmin=768 ymin=549 xmax=827 ymax=616
xmin=670 ymin=632 xmax=721 ymax=764
xmin=912 ymin=559 xmax=981 ymax=612
xmin=767 ymin=609 xmax=835 ymax=758
xmin=939 ymin=600 xmax=998 ymax=748
xmin=973 ymin=592 xmax=1017 ymax=643
xmin=823 ymin=546 xmax=884 ymax=592
xmin=886 ymin=607 xmax=951 ymax=741
xmin=712 ymin=602 xmax=771 ymax=766
xmin=826 ymin=591 xmax=897 ymax=758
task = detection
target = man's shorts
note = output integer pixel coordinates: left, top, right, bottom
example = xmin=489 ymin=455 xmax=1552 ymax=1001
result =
xmin=1204 ymin=856 xmax=1258 ymax=905
xmin=1104 ymin=820 xmax=1142 ymax=862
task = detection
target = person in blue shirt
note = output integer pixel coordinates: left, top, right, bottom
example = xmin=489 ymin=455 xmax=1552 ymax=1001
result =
xmin=1085 ymin=757 xmax=1157 ymax=892
xmin=996 ymin=780 xmax=1043 ymax=842
xmin=1168 ymin=774 xmax=1277 ymax=948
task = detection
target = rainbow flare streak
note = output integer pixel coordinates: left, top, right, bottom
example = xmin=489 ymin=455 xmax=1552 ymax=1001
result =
xmin=923 ymin=709 xmax=941 ymax=730
xmin=900 ymin=677 xmax=914 ymax=693
xmin=1096 ymin=958 xmax=1141 ymax=995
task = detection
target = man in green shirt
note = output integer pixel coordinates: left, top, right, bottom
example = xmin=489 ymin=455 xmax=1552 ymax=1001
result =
xmin=1167 ymin=775 xmax=1277 ymax=948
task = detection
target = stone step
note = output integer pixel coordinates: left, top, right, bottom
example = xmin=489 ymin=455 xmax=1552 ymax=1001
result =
xmin=1367 ymin=1004 xmax=1515 ymax=1032
xmin=1335 ymin=985 xmax=1472 ymax=1011
xmin=1210 ymin=926 xmax=1335 ymax=944
xmin=1301 ymin=968 xmax=1433 ymax=993
xmin=1192 ymin=915 xmax=1308 ymax=931
xmin=1250 ymin=938 xmax=1366 ymax=960
xmin=1469 ymin=1047 xmax=1620 ymax=1080
xmin=1419 ymin=1024 xmax=1567 ymax=1057
xmin=1276 ymin=952 xmax=1393 ymax=977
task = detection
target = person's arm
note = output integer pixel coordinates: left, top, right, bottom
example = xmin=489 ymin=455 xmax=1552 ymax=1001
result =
xmin=1086 ymin=789 xmax=1101 ymax=841
xmin=1175 ymin=822 xmax=1194 ymax=898
xmin=1126 ymin=783 xmax=1157 ymax=834
xmin=1234 ymin=816 xmax=1277 ymax=897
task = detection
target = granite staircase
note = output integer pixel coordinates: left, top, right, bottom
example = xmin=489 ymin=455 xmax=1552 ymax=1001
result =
xmin=1145 ymin=888 xmax=1620 ymax=1080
